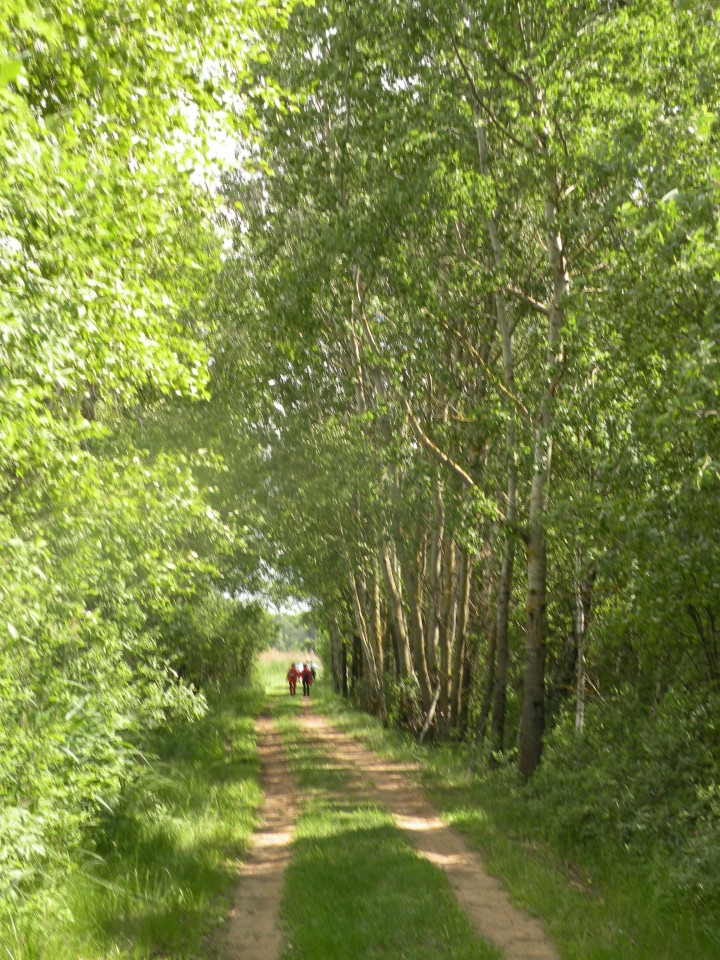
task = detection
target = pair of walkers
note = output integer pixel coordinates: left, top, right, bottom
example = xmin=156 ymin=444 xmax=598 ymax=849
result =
xmin=286 ymin=662 xmax=314 ymax=697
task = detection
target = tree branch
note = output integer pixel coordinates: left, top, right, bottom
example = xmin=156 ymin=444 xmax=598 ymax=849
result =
xmin=402 ymin=397 xmax=500 ymax=514
xmin=442 ymin=26 xmax=535 ymax=155
xmin=504 ymin=283 xmax=550 ymax=316
xmin=417 ymin=684 xmax=441 ymax=744
xmin=440 ymin=316 xmax=532 ymax=422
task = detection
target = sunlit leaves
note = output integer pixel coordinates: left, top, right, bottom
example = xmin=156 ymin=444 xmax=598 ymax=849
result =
xmin=0 ymin=0 xmax=287 ymax=925
xmin=220 ymin=0 xmax=720 ymax=738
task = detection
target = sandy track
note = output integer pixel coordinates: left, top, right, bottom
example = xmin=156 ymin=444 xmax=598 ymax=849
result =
xmin=297 ymin=705 xmax=560 ymax=960
xmin=222 ymin=714 xmax=298 ymax=960
xmin=223 ymin=702 xmax=559 ymax=960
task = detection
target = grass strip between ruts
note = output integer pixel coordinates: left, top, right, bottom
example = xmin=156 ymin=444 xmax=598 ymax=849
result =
xmin=272 ymin=693 xmax=501 ymax=960
xmin=309 ymin=682 xmax=720 ymax=960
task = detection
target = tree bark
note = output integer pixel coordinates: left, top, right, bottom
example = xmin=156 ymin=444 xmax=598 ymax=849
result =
xmin=425 ymin=483 xmax=445 ymax=683
xmin=474 ymin=113 xmax=519 ymax=760
xmin=348 ymin=568 xmax=384 ymax=716
xmin=476 ymin=619 xmax=496 ymax=742
xmin=399 ymin=541 xmax=434 ymax=711
xmin=329 ymin=618 xmax=344 ymax=694
xmin=438 ymin=535 xmax=457 ymax=730
xmin=519 ymin=485 xmax=548 ymax=778
xmin=519 ymin=148 xmax=568 ymax=780
xmin=476 ymin=528 xmax=499 ymax=742
xmin=341 ymin=639 xmax=348 ymax=697
xmin=491 ymin=507 xmax=514 ymax=756
xmin=450 ymin=546 xmax=472 ymax=729
xmin=351 ymin=632 xmax=363 ymax=692
xmin=370 ymin=564 xmax=387 ymax=722
xmin=380 ymin=542 xmax=413 ymax=678
xmin=575 ymin=564 xmax=587 ymax=732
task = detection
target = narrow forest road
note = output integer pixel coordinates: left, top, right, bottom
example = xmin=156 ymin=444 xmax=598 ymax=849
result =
xmin=224 ymin=702 xmax=559 ymax=960
xmin=222 ymin=713 xmax=299 ymax=960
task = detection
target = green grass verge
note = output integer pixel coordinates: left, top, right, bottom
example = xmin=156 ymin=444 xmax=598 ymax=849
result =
xmin=310 ymin=683 xmax=720 ymax=960
xmin=2 ymin=685 xmax=265 ymax=960
xmin=272 ymin=692 xmax=501 ymax=960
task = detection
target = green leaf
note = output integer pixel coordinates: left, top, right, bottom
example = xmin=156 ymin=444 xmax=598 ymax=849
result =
xmin=0 ymin=57 xmax=23 ymax=86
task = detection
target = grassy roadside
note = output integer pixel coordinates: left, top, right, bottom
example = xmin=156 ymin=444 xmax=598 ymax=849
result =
xmin=2 ymin=684 xmax=265 ymax=960
xmin=271 ymin=690 xmax=501 ymax=960
xmin=9 ymin=650 xmax=711 ymax=959
xmin=309 ymin=679 xmax=719 ymax=960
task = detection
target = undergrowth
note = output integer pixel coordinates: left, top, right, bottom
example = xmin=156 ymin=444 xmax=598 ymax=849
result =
xmin=527 ymin=689 xmax=720 ymax=911
xmin=0 ymin=685 xmax=264 ymax=960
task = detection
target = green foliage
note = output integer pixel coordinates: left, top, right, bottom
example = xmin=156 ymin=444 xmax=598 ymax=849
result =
xmin=0 ymin=686 xmax=264 ymax=958
xmin=271 ymin=611 xmax=320 ymax=653
xmin=0 ymin=0 xmax=289 ymax=933
xmin=168 ymin=595 xmax=276 ymax=686
xmin=384 ymin=674 xmax=424 ymax=731
xmin=0 ymin=446 xmax=230 ymax=908
xmin=3 ymin=0 xmax=720 ymax=945
xmin=220 ymin=0 xmax=720 ymax=764
xmin=529 ymin=691 xmax=720 ymax=909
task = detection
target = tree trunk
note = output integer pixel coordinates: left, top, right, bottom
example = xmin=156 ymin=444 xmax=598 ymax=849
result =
xmin=349 ymin=569 xmax=383 ymax=714
xmin=425 ymin=486 xmax=445 ymax=683
xmin=438 ymin=535 xmax=457 ymax=730
xmin=575 ymin=545 xmax=596 ymax=732
xmin=491 ymin=453 xmax=518 ymax=757
xmin=490 ymin=509 xmax=514 ymax=756
xmin=341 ymin=640 xmax=348 ymax=697
xmin=458 ymin=634 xmax=474 ymax=737
xmin=519 ymin=157 xmax=568 ymax=779
xmin=399 ymin=542 xmax=434 ymax=711
xmin=371 ymin=566 xmax=387 ymax=722
xmin=450 ymin=547 xmax=472 ymax=729
xmin=329 ymin=618 xmax=344 ymax=694
xmin=351 ymin=632 xmax=362 ymax=691
xmin=519 ymin=480 xmax=548 ymax=779
xmin=476 ymin=528 xmax=499 ymax=742
xmin=476 ymin=619 xmax=497 ymax=742
xmin=474 ymin=113 xmax=518 ymax=760
xmin=380 ymin=542 xmax=413 ymax=678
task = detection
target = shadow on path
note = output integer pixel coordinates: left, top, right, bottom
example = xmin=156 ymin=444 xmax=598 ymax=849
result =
xmin=298 ymin=706 xmax=560 ymax=960
xmin=223 ymin=713 xmax=299 ymax=960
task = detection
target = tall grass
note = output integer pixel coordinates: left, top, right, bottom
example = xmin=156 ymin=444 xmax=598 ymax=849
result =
xmin=255 ymin=649 xmax=320 ymax=696
xmin=1 ymin=686 xmax=264 ymax=960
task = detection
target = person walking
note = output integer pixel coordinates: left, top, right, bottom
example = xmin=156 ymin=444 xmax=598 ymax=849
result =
xmin=301 ymin=662 xmax=314 ymax=697
xmin=286 ymin=663 xmax=298 ymax=696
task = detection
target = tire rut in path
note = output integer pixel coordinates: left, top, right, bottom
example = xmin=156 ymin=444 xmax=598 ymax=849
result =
xmin=222 ymin=713 xmax=298 ymax=960
xmin=298 ymin=705 xmax=560 ymax=960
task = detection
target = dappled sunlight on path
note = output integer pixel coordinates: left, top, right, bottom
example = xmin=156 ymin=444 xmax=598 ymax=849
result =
xmin=223 ymin=714 xmax=298 ymax=960
xmin=298 ymin=708 xmax=560 ymax=960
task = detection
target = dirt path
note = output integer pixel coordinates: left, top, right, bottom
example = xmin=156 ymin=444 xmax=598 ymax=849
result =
xmin=224 ymin=702 xmax=559 ymax=960
xmin=297 ymin=704 xmax=560 ymax=960
xmin=222 ymin=714 xmax=298 ymax=960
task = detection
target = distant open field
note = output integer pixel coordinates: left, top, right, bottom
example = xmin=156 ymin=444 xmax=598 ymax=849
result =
xmin=259 ymin=648 xmax=320 ymax=663
xmin=257 ymin=649 xmax=322 ymax=691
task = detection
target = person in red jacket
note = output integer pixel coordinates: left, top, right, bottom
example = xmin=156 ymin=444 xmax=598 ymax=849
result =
xmin=301 ymin=662 xmax=314 ymax=697
xmin=286 ymin=663 xmax=298 ymax=696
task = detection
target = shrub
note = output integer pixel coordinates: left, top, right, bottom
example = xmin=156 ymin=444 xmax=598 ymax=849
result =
xmin=527 ymin=689 xmax=720 ymax=907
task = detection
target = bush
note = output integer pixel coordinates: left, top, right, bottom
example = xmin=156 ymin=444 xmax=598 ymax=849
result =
xmin=385 ymin=674 xmax=424 ymax=732
xmin=527 ymin=688 xmax=720 ymax=907
xmin=165 ymin=595 xmax=274 ymax=687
